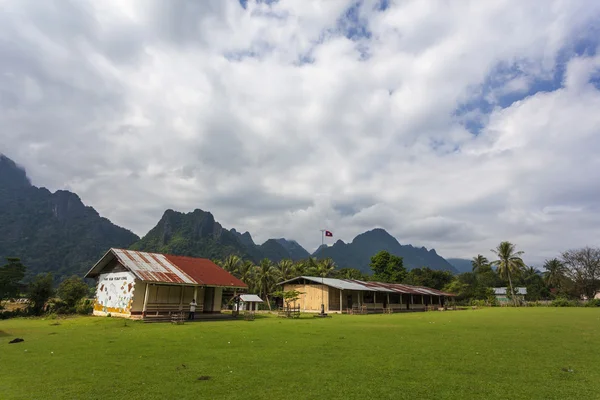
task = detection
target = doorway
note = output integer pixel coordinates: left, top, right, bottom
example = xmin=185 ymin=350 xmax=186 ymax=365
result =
xmin=203 ymin=287 xmax=215 ymax=312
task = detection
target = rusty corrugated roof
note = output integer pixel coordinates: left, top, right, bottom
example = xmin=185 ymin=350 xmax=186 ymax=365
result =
xmin=85 ymin=249 xmax=247 ymax=288
xmin=164 ymin=254 xmax=247 ymax=288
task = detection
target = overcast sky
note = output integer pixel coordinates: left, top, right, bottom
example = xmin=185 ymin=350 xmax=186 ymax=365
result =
xmin=1 ymin=0 xmax=600 ymax=264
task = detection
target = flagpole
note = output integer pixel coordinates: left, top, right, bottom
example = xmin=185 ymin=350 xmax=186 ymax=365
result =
xmin=319 ymin=229 xmax=325 ymax=316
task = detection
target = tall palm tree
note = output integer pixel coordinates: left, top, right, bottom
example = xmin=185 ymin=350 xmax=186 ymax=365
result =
xmin=302 ymin=257 xmax=320 ymax=276
xmin=471 ymin=254 xmax=490 ymax=273
xmin=221 ymin=255 xmax=242 ymax=275
xmin=316 ymin=258 xmax=336 ymax=278
xmin=276 ymin=259 xmax=295 ymax=282
xmin=491 ymin=241 xmax=525 ymax=306
xmin=543 ymin=258 xmax=566 ymax=289
xmin=255 ymin=259 xmax=277 ymax=310
xmin=237 ymin=260 xmax=257 ymax=293
xmin=293 ymin=260 xmax=307 ymax=276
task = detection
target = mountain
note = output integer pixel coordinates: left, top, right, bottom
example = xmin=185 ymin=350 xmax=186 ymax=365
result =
xmin=447 ymin=258 xmax=473 ymax=273
xmin=258 ymin=239 xmax=293 ymax=262
xmin=0 ymin=154 xmax=139 ymax=281
xmin=312 ymin=228 xmax=458 ymax=274
xmin=130 ymin=209 xmax=261 ymax=261
xmin=275 ymin=238 xmax=311 ymax=260
xmin=132 ymin=210 xmax=312 ymax=263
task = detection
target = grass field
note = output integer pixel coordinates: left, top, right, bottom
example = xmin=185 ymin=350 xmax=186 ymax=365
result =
xmin=1 ymin=308 xmax=599 ymax=400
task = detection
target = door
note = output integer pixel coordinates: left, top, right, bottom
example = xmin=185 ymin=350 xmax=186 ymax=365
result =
xmin=203 ymin=287 xmax=215 ymax=312
xmin=347 ymin=295 xmax=353 ymax=309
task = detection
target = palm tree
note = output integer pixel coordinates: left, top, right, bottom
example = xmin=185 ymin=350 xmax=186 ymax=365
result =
xmin=491 ymin=241 xmax=526 ymax=306
xmin=276 ymin=259 xmax=295 ymax=282
xmin=471 ymin=254 xmax=490 ymax=273
xmin=221 ymin=255 xmax=242 ymax=275
xmin=301 ymin=257 xmax=320 ymax=276
xmin=255 ymin=259 xmax=277 ymax=310
xmin=237 ymin=260 xmax=257 ymax=293
xmin=316 ymin=258 xmax=336 ymax=278
xmin=543 ymin=258 xmax=566 ymax=289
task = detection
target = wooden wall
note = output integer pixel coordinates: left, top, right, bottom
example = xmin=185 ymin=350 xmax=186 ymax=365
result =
xmin=283 ymin=283 xmax=329 ymax=312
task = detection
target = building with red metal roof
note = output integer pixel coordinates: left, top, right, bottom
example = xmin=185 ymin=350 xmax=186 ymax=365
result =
xmin=279 ymin=276 xmax=456 ymax=314
xmin=85 ymin=248 xmax=247 ymax=320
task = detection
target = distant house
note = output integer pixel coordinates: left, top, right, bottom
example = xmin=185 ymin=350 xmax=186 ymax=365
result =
xmin=84 ymin=248 xmax=247 ymax=319
xmin=279 ymin=276 xmax=456 ymax=313
xmin=493 ymin=287 xmax=527 ymax=303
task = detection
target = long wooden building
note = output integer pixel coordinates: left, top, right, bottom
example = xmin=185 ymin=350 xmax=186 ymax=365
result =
xmin=279 ymin=276 xmax=455 ymax=313
xmin=85 ymin=248 xmax=247 ymax=319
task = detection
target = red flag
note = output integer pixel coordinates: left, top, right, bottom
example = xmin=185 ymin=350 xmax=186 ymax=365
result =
xmin=325 ymin=230 xmax=333 ymax=237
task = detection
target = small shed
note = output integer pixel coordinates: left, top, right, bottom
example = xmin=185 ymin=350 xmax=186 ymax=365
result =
xmin=236 ymin=294 xmax=264 ymax=312
xmin=493 ymin=287 xmax=527 ymax=303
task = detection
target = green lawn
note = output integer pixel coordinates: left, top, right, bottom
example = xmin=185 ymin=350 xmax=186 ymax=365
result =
xmin=1 ymin=308 xmax=599 ymax=400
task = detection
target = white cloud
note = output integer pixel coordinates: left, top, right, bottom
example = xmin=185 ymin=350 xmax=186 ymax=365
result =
xmin=1 ymin=0 xmax=600 ymax=265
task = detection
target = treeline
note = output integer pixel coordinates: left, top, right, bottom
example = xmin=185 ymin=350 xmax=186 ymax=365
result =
xmin=218 ymin=241 xmax=600 ymax=308
xmin=0 ymin=257 xmax=93 ymax=319
xmin=446 ymin=243 xmax=600 ymax=306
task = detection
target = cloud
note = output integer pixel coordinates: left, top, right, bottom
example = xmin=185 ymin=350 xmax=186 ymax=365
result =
xmin=1 ymin=0 xmax=600 ymax=265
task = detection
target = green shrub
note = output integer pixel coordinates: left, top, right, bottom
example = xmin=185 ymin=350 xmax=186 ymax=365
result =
xmin=584 ymin=299 xmax=600 ymax=307
xmin=551 ymin=297 xmax=575 ymax=307
xmin=48 ymin=299 xmax=75 ymax=314
xmin=76 ymin=299 xmax=94 ymax=315
xmin=470 ymin=299 xmax=487 ymax=307
xmin=0 ymin=308 xmax=26 ymax=319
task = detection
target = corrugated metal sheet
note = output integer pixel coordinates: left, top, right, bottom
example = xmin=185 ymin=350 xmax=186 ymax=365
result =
xmin=239 ymin=294 xmax=263 ymax=302
xmin=494 ymin=287 xmax=527 ymax=295
xmin=114 ymin=249 xmax=196 ymax=284
xmin=279 ymin=276 xmax=456 ymax=296
xmin=85 ymin=249 xmax=248 ymax=288
xmin=164 ymin=254 xmax=247 ymax=288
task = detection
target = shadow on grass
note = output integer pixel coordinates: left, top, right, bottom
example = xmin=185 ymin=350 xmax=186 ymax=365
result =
xmin=0 ymin=330 xmax=10 ymax=337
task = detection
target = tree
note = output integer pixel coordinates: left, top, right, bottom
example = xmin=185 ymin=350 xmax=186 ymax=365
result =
xmin=543 ymin=258 xmax=567 ymax=290
xmin=57 ymin=276 xmax=89 ymax=308
xmin=471 ymin=255 xmax=491 ymax=273
xmin=221 ymin=255 xmax=242 ymax=274
xmin=561 ymin=247 xmax=600 ymax=299
xmin=404 ymin=267 xmax=454 ymax=290
xmin=316 ymin=258 xmax=336 ymax=278
xmin=336 ymin=268 xmax=368 ymax=280
xmin=491 ymin=241 xmax=525 ymax=306
xmin=28 ymin=273 xmax=54 ymax=315
xmin=276 ymin=259 xmax=295 ymax=282
xmin=0 ymin=257 xmax=26 ymax=307
xmin=272 ymin=289 xmax=303 ymax=309
xmin=255 ymin=259 xmax=277 ymax=310
xmin=518 ymin=266 xmax=549 ymax=301
xmin=237 ymin=260 xmax=257 ymax=293
xmin=369 ymin=251 xmax=406 ymax=283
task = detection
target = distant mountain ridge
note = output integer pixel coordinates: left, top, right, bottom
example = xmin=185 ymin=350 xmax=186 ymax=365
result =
xmin=313 ymin=228 xmax=458 ymax=273
xmin=1 ymin=154 xmax=459 ymax=278
xmin=0 ymin=155 xmax=139 ymax=281
xmin=447 ymin=258 xmax=473 ymax=273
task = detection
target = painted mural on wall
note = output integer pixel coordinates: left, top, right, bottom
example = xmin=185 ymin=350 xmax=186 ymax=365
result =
xmin=94 ymin=271 xmax=136 ymax=314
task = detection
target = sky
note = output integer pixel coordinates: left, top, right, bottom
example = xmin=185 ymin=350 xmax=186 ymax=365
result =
xmin=1 ymin=0 xmax=600 ymax=265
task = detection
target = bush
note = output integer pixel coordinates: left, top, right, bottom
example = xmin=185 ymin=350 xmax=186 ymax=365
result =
xmin=47 ymin=299 xmax=75 ymax=315
xmin=0 ymin=308 xmax=26 ymax=319
xmin=470 ymin=299 xmax=487 ymax=307
xmin=57 ymin=276 xmax=89 ymax=308
xmin=76 ymin=299 xmax=94 ymax=315
xmin=551 ymin=297 xmax=575 ymax=307
xmin=584 ymin=299 xmax=600 ymax=307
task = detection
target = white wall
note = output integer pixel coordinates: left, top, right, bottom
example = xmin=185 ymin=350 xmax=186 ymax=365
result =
xmin=94 ymin=271 xmax=137 ymax=316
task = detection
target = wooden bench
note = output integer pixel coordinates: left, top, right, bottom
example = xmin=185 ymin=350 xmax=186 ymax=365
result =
xmin=171 ymin=312 xmax=185 ymax=324
xmin=277 ymin=306 xmax=300 ymax=318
